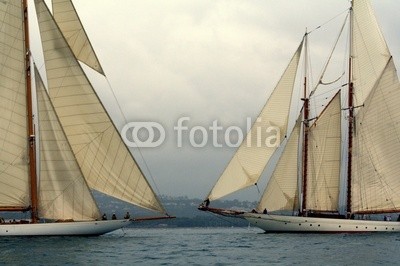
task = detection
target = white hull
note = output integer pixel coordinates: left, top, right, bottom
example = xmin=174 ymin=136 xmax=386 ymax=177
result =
xmin=244 ymin=213 xmax=400 ymax=233
xmin=0 ymin=220 xmax=132 ymax=236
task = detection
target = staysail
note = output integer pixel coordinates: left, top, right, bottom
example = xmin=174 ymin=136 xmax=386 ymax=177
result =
xmin=206 ymin=41 xmax=303 ymax=201
xmin=352 ymin=58 xmax=400 ymax=213
xmin=52 ymin=0 xmax=104 ymax=74
xmin=36 ymin=67 xmax=101 ymax=221
xmin=306 ymin=92 xmax=341 ymax=212
xmin=0 ymin=0 xmax=30 ymax=208
xmin=257 ymin=118 xmax=301 ymax=213
xmin=34 ymin=0 xmax=166 ymax=214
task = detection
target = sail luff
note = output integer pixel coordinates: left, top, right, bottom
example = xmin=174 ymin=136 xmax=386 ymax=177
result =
xmin=34 ymin=0 xmax=166 ymax=214
xmin=206 ymin=41 xmax=303 ymax=202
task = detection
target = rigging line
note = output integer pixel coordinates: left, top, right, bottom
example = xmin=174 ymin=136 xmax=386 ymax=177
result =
xmin=320 ymin=72 xmax=345 ymax=85
xmin=255 ymin=183 xmax=261 ymax=195
xmin=307 ymin=8 xmax=350 ymax=35
xmin=103 ymin=77 xmax=163 ymax=198
xmin=310 ymin=12 xmax=349 ymax=97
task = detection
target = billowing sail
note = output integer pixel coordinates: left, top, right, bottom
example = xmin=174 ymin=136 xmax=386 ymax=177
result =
xmin=306 ymin=92 xmax=341 ymax=212
xmin=35 ymin=0 xmax=166 ymax=214
xmin=52 ymin=0 xmax=104 ymax=74
xmin=36 ymin=67 xmax=101 ymax=221
xmin=206 ymin=42 xmax=303 ymax=201
xmin=0 ymin=0 xmax=30 ymax=207
xmin=352 ymin=58 xmax=400 ymax=213
xmin=352 ymin=0 xmax=390 ymax=107
xmin=257 ymin=118 xmax=301 ymax=213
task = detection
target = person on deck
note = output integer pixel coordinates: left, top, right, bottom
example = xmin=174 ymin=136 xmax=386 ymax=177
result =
xmin=112 ymin=213 xmax=117 ymax=220
xmin=102 ymin=213 xmax=107 ymax=220
xmin=124 ymin=212 xmax=130 ymax=219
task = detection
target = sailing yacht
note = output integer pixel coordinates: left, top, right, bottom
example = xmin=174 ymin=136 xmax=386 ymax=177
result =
xmin=199 ymin=0 xmax=400 ymax=232
xmin=0 ymin=0 xmax=172 ymax=236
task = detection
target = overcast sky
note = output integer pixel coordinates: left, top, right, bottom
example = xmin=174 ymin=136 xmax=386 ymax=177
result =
xmin=33 ymin=0 xmax=400 ymax=202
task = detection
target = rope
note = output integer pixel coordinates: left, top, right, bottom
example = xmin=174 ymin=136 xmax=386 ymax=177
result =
xmin=307 ymin=8 xmax=350 ymax=35
xmin=103 ymin=76 xmax=165 ymax=207
xmin=310 ymin=12 xmax=349 ymax=97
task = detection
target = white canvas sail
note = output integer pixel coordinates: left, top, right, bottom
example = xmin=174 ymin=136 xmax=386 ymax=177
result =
xmin=36 ymin=67 xmax=101 ymax=221
xmin=352 ymin=0 xmax=390 ymax=107
xmin=306 ymin=92 xmax=341 ymax=212
xmin=34 ymin=0 xmax=166 ymax=214
xmin=52 ymin=0 xmax=104 ymax=74
xmin=0 ymin=0 xmax=30 ymax=207
xmin=352 ymin=58 xmax=400 ymax=213
xmin=206 ymin=42 xmax=303 ymax=201
xmin=257 ymin=118 xmax=301 ymax=213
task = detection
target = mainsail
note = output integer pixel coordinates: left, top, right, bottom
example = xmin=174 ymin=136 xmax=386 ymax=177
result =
xmin=34 ymin=0 xmax=166 ymax=214
xmin=52 ymin=0 xmax=104 ymax=74
xmin=352 ymin=58 xmax=400 ymax=213
xmin=0 ymin=0 xmax=30 ymax=208
xmin=257 ymin=118 xmax=301 ymax=213
xmin=36 ymin=67 xmax=101 ymax=221
xmin=206 ymin=41 xmax=303 ymax=201
xmin=306 ymin=92 xmax=341 ymax=212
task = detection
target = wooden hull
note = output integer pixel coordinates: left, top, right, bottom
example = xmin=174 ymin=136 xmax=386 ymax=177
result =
xmin=0 ymin=220 xmax=132 ymax=236
xmin=243 ymin=213 xmax=400 ymax=233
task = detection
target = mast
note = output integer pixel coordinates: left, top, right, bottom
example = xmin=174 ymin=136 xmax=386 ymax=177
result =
xmin=301 ymin=32 xmax=309 ymax=216
xmin=346 ymin=1 xmax=354 ymax=217
xmin=23 ymin=0 xmax=39 ymax=223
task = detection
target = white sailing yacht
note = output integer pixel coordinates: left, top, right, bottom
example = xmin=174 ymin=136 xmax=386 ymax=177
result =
xmin=0 ymin=0 xmax=172 ymax=236
xmin=200 ymin=0 xmax=400 ymax=233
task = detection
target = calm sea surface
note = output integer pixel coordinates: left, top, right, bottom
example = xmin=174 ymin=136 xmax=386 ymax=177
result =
xmin=1 ymin=227 xmax=400 ymax=265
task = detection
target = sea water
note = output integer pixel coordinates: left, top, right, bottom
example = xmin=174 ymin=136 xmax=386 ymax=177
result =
xmin=1 ymin=227 xmax=400 ymax=265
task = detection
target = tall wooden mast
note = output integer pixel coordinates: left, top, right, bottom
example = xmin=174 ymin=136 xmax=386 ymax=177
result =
xmin=23 ymin=0 xmax=39 ymax=223
xmin=301 ymin=32 xmax=309 ymax=216
xmin=346 ymin=1 xmax=354 ymax=217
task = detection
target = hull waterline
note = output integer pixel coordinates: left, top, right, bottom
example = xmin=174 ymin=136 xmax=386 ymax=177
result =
xmin=0 ymin=219 xmax=132 ymax=236
xmin=243 ymin=213 xmax=400 ymax=233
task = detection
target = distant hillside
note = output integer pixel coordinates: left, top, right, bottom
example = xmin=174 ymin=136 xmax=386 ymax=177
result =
xmin=0 ymin=194 xmax=258 ymax=228
xmin=95 ymin=193 xmax=257 ymax=228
